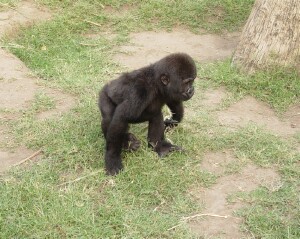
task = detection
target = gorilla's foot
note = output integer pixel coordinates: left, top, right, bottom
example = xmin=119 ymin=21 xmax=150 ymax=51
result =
xmin=105 ymin=155 xmax=123 ymax=176
xmin=149 ymin=140 xmax=183 ymax=157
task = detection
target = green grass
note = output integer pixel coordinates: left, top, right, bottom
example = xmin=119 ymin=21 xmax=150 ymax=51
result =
xmin=35 ymin=0 xmax=254 ymax=33
xmin=237 ymin=185 xmax=300 ymax=238
xmin=1 ymin=0 xmax=300 ymax=238
xmin=199 ymin=60 xmax=300 ymax=112
xmin=31 ymin=92 xmax=56 ymax=112
xmin=0 ymin=0 xmax=20 ymax=10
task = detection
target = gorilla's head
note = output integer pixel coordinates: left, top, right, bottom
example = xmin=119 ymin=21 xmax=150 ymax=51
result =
xmin=156 ymin=53 xmax=197 ymax=101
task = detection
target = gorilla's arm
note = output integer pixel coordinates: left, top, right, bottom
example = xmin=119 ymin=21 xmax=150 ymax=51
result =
xmin=148 ymin=112 xmax=181 ymax=157
xmin=167 ymin=101 xmax=184 ymax=122
xmin=148 ymin=112 xmax=164 ymax=148
xmin=164 ymin=101 xmax=184 ymax=128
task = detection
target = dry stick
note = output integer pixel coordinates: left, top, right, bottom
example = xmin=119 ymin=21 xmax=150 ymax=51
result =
xmin=84 ymin=20 xmax=102 ymax=27
xmin=167 ymin=213 xmax=231 ymax=231
xmin=182 ymin=213 xmax=230 ymax=220
xmin=0 ymin=44 xmax=25 ymax=49
xmin=58 ymin=170 xmax=103 ymax=187
xmin=13 ymin=149 xmax=43 ymax=166
xmin=79 ymin=43 xmax=99 ymax=47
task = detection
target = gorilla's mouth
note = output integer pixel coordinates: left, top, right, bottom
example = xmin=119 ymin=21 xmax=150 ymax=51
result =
xmin=182 ymin=87 xmax=194 ymax=101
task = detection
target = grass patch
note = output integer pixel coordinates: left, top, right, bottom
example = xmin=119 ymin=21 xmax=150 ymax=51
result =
xmin=233 ymin=124 xmax=298 ymax=166
xmin=238 ymin=184 xmax=300 ymax=239
xmin=9 ymin=23 xmax=116 ymax=94
xmin=31 ymin=92 xmax=56 ymax=113
xmin=0 ymin=160 xmax=203 ymax=238
xmin=0 ymin=0 xmax=20 ymax=10
xmin=200 ymin=60 xmax=300 ymax=112
xmin=36 ymin=0 xmax=254 ymax=33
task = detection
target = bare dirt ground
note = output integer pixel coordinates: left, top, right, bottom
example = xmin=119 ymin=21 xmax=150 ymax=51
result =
xmin=1 ymin=1 xmax=299 ymax=238
xmin=189 ymin=151 xmax=281 ymax=238
xmin=114 ymin=30 xmax=240 ymax=69
xmin=218 ymin=96 xmax=299 ymax=136
xmin=0 ymin=1 xmax=75 ymax=172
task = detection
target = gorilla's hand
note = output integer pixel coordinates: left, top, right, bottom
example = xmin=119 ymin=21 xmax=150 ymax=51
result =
xmin=164 ymin=118 xmax=179 ymax=130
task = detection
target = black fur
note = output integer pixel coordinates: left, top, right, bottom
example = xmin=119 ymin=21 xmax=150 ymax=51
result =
xmin=99 ymin=53 xmax=197 ymax=175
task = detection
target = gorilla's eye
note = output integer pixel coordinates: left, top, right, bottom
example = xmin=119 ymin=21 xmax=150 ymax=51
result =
xmin=183 ymin=78 xmax=194 ymax=84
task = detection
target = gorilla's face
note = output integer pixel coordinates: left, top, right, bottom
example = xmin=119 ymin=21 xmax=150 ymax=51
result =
xmin=159 ymin=53 xmax=197 ymax=102
xmin=181 ymin=78 xmax=195 ymax=101
xmin=164 ymin=76 xmax=196 ymax=102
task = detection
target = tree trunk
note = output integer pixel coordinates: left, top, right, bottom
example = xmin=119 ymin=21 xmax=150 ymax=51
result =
xmin=232 ymin=0 xmax=300 ymax=73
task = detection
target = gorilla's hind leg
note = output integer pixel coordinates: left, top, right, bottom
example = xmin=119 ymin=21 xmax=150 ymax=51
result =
xmin=99 ymin=89 xmax=115 ymax=138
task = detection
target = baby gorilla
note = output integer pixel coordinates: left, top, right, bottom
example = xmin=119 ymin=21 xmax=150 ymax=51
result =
xmin=99 ymin=53 xmax=197 ymax=175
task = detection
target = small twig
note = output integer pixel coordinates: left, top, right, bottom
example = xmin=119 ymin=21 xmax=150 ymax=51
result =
xmin=79 ymin=43 xmax=99 ymax=47
xmin=0 ymin=43 xmax=25 ymax=49
xmin=183 ymin=213 xmax=230 ymax=220
xmin=58 ymin=170 xmax=102 ymax=187
xmin=167 ymin=224 xmax=183 ymax=231
xmin=199 ymin=76 xmax=212 ymax=81
xmin=167 ymin=213 xmax=231 ymax=231
xmin=84 ymin=20 xmax=102 ymax=27
xmin=13 ymin=149 xmax=42 ymax=166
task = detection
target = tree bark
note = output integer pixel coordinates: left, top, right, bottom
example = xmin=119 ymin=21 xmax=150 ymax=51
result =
xmin=232 ymin=0 xmax=300 ymax=73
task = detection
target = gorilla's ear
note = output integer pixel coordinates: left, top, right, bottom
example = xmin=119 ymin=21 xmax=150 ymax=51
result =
xmin=160 ymin=74 xmax=170 ymax=85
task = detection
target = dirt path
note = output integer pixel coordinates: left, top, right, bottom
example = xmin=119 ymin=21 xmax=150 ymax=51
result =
xmin=114 ymin=30 xmax=240 ymax=69
xmin=0 ymin=1 xmax=75 ymax=172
